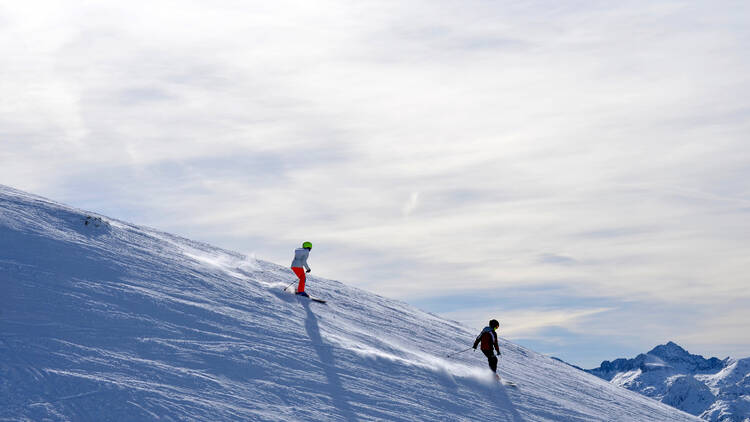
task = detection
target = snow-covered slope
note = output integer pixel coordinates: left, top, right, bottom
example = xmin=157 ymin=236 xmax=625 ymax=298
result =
xmin=0 ymin=185 xmax=700 ymax=421
xmin=587 ymin=342 xmax=750 ymax=421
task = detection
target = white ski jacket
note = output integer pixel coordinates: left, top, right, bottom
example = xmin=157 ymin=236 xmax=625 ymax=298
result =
xmin=291 ymin=248 xmax=310 ymax=271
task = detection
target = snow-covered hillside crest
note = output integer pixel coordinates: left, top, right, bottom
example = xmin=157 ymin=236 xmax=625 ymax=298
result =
xmin=587 ymin=342 xmax=750 ymax=421
xmin=0 ymin=185 xmax=700 ymax=421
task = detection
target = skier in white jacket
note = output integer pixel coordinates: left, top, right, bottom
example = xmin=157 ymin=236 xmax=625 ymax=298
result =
xmin=291 ymin=241 xmax=312 ymax=297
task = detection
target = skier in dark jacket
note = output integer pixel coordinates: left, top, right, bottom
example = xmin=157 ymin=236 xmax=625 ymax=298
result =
xmin=473 ymin=319 xmax=501 ymax=375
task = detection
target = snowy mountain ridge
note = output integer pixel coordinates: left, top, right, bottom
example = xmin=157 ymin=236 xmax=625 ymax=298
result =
xmin=587 ymin=342 xmax=750 ymax=421
xmin=0 ymin=185 xmax=701 ymax=421
xmin=589 ymin=342 xmax=726 ymax=379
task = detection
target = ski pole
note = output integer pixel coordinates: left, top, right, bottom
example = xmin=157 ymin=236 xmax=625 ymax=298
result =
xmin=446 ymin=347 xmax=473 ymax=358
xmin=282 ymin=280 xmax=296 ymax=291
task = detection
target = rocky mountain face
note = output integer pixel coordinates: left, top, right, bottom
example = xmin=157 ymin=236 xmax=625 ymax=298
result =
xmin=587 ymin=342 xmax=750 ymax=421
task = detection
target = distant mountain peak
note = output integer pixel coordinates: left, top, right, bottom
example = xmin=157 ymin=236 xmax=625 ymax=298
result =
xmin=649 ymin=341 xmax=689 ymax=358
xmin=646 ymin=342 xmax=725 ymax=373
xmin=586 ymin=342 xmax=748 ymax=421
xmin=661 ymin=340 xmax=686 ymax=350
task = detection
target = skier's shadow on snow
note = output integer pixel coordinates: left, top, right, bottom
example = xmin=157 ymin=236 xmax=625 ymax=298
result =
xmin=490 ymin=381 xmax=526 ymax=422
xmin=302 ymin=301 xmax=359 ymax=422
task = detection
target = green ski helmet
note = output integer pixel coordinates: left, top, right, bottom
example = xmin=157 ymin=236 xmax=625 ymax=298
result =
xmin=302 ymin=241 xmax=312 ymax=249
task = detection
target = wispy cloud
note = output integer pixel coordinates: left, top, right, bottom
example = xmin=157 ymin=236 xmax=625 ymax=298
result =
xmin=402 ymin=192 xmax=420 ymax=217
xmin=443 ymin=306 xmax=614 ymax=338
xmin=2 ymin=0 xmax=749 ymax=364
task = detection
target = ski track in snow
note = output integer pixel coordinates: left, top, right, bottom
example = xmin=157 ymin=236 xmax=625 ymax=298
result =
xmin=0 ymin=185 xmax=701 ymax=421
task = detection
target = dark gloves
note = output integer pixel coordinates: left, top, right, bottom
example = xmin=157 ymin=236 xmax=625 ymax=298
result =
xmin=306 ymin=269 xmax=311 ymax=273
xmin=472 ymin=346 xmax=477 ymax=350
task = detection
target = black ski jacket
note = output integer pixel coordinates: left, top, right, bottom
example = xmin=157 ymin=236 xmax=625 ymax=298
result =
xmin=473 ymin=326 xmax=499 ymax=353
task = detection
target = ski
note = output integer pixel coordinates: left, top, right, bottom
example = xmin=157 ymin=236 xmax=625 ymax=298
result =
xmin=293 ymin=292 xmax=327 ymax=304
xmin=494 ymin=374 xmax=517 ymax=387
xmin=299 ymin=295 xmax=326 ymax=304
xmin=499 ymin=378 xmax=518 ymax=388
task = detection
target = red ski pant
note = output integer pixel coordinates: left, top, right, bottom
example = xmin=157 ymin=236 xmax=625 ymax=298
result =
xmin=292 ymin=267 xmax=306 ymax=293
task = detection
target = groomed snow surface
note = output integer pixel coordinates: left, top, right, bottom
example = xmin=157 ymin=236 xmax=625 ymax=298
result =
xmin=0 ymin=185 xmax=700 ymax=421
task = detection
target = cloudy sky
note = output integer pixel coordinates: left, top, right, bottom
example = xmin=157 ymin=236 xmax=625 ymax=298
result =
xmin=2 ymin=0 xmax=749 ymax=367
